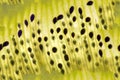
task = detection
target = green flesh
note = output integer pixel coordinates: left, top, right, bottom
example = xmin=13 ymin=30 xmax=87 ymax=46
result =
xmin=0 ymin=0 xmax=120 ymax=80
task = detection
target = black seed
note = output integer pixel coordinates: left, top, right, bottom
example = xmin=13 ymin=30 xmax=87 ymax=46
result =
xmin=62 ymin=50 xmax=66 ymax=54
xmin=3 ymin=41 xmax=9 ymax=47
xmin=2 ymin=55 xmax=5 ymax=60
xmin=87 ymin=55 xmax=91 ymax=62
xmin=37 ymin=29 xmax=41 ymax=34
xmin=56 ymin=27 xmax=61 ymax=33
xmin=63 ymin=28 xmax=68 ymax=35
xmin=89 ymin=32 xmax=93 ymax=38
xmin=108 ymin=44 xmax=112 ymax=49
xmin=78 ymin=7 xmax=82 ymax=14
xmin=72 ymin=16 xmax=76 ymax=22
xmin=2 ymin=75 xmax=5 ymax=79
xmin=0 ymin=44 xmax=2 ymax=50
xmin=64 ymin=54 xmax=69 ymax=61
xmin=61 ymin=69 xmax=65 ymax=74
xmin=96 ymin=24 xmax=99 ymax=28
xmin=69 ymin=21 xmax=72 ymax=26
xmin=91 ymin=42 xmax=95 ymax=48
xmin=50 ymin=60 xmax=54 ymax=65
xmin=62 ymin=44 xmax=66 ymax=49
xmin=118 ymin=45 xmax=120 ymax=51
xmin=101 ymin=19 xmax=105 ymax=24
xmin=39 ymin=44 xmax=43 ymax=51
xmin=52 ymin=36 xmax=55 ymax=40
xmin=20 ymin=40 xmax=24 ymax=45
xmin=32 ymin=33 xmax=35 ymax=38
xmin=10 ymin=60 xmax=15 ymax=66
xmin=18 ymin=23 xmax=21 ymax=28
xmin=67 ymin=62 xmax=70 ymax=67
xmin=99 ymin=42 xmax=103 ymax=47
xmin=28 ymin=47 xmax=32 ymax=53
xmin=15 ymin=70 xmax=19 ymax=75
xmin=104 ymin=25 xmax=107 ymax=30
xmin=57 ymin=14 xmax=63 ymax=20
xmin=59 ymin=35 xmax=63 ymax=40
xmin=115 ymin=56 xmax=119 ymax=61
xmin=105 ymin=36 xmax=110 ymax=42
xmin=114 ymin=73 xmax=118 ymax=78
xmin=75 ymin=47 xmax=79 ymax=52
xmin=30 ymin=53 xmax=34 ymax=58
xmin=47 ymin=51 xmax=50 ymax=56
xmin=73 ymin=40 xmax=77 ymax=45
xmin=32 ymin=59 xmax=36 ymax=64
xmin=118 ymin=66 xmax=120 ymax=73
xmin=81 ymin=23 xmax=85 ymax=27
xmin=53 ymin=17 xmax=57 ymax=24
xmin=22 ymin=52 xmax=26 ymax=57
xmin=58 ymin=63 xmax=62 ymax=69
xmin=50 ymin=28 xmax=54 ymax=34
xmin=99 ymin=7 xmax=102 ymax=13
xmin=15 ymin=49 xmax=19 ymax=55
xmin=44 ymin=36 xmax=48 ymax=42
xmin=52 ymin=47 xmax=57 ymax=53
xmin=66 ymin=13 xmax=70 ymax=18
xmin=30 ymin=14 xmax=35 ymax=22
xmin=80 ymin=28 xmax=85 ymax=35
xmin=85 ymin=17 xmax=91 ymax=22
xmin=99 ymin=49 xmax=103 ymax=57
xmin=18 ymin=30 xmax=22 ymax=38
xmin=97 ymin=34 xmax=101 ymax=41
xmin=38 ymin=37 xmax=42 ymax=42
xmin=24 ymin=58 xmax=28 ymax=63
xmin=24 ymin=20 xmax=28 ymax=26
xmin=87 ymin=1 xmax=93 ymax=5
xmin=69 ymin=6 xmax=74 ymax=14
xmin=71 ymin=32 xmax=75 ymax=38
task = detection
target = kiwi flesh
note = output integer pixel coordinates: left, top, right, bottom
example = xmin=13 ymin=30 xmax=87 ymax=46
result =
xmin=0 ymin=0 xmax=120 ymax=80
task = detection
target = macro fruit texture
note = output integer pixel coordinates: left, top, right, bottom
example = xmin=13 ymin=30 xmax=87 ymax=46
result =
xmin=0 ymin=0 xmax=120 ymax=80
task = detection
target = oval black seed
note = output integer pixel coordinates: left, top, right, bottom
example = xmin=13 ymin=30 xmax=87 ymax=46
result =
xmin=2 ymin=55 xmax=5 ymax=60
xmin=47 ymin=51 xmax=50 ymax=56
xmin=28 ymin=47 xmax=32 ymax=53
xmin=75 ymin=47 xmax=79 ymax=52
xmin=99 ymin=7 xmax=102 ymax=13
xmin=56 ymin=27 xmax=61 ymax=33
xmin=71 ymin=32 xmax=75 ymax=38
xmin=39 ymin=44 xmax=43 ymax=51
xmin=87 ymin=1 xmax=93 ymax=5
xmin=15 ymin=49 xmax=19 ymax=55
xmin=10 ymin=60 xmax=15 ymax=66
xmin=18 ymin=23 xmax=21 ymax=28
xmin=44 ymin=36 xmax=48 ymax=42
xmin=30 ymin=53 xmax=34 ymax=58
xmin=64 ymin=54 xmax=69 ymax=61
xmin=80 ymin=28 xmax=85 ymax=35
xmin=57 ymin=14 xmax=63 ymax=20
xmin=115 ymin=56 xmax=119 ymax=61
xmin=78 ymin=7 xmax=82 ymax=14
xmin=81 ymin=23 xmax=85 ymax=27
xmin=97 ymin=34 xmax=101 ymax=41
xmin=105 ymin=36 xmax=110 ymax=42
xmin=24 ymin=20 xmax=28 ymax=26
xmin=58 ymin=63 xmax=62 ymax=69
xmin=37 ymin=29 xmax=41 ymax=34
xmin=72 ymin=16 xmax=76 ymax=22
xmin=63 ymin=28 xmax=68 ymax=35
xmin=50 ymin=28 xmax=54 ymax=34
xmin=99 ymin=49 xmax=103 ymax=57
xmin=15 ymin=70 xmax=19 ymax=75
xmin=0 ymin=44 xmax=2 ymax=50
xmin=32 ymin=33 xmax=35 ymax=38
xmin=50 ymin=60 xmax=54 ymax=65
xmin=87 ymin=55 xmax=91 ymax=62
xmin=3 ymin=41 xmax=9 ymax=47
xmin=89 ymin=32 xmax=93 ymax=38
xmin=118 ymin=66 xmax=120 ymax=72
xmin=52 ymin=47 xmax=57 ymax=53
xmin=32 ymin=59 xmax=36 ymax=64
xmin=118 ymin=45 xmax=120 ymax=51
xmin=69 ymin=6 xmax=74 ymax=14
xmin=30 ymin=14 xmax=35 ymax=22
xmin=18 ymin=30 xmax=22 ymax=38
xmin=101 ymin=19 xmax=105 ymax=24
xmin=38 ymin=37 xmax=42 ymax=42
xmin=96 ymin=24 xmax=99 ymax=29
xmin=99 ymin=42 xmax=103 ymax=47
xmin=53 ymin=17 xmax=57 ymax=24
xmin=62 ymin=44 xmax=66 ymax=49
xmin=85 ymin=17 xmax=91 ymax=22
xmin=108 ymin=44 xmax=112 ymax=49
xmin=59 ymin=35 xmax=63 ymax=40
xmin=69 ymin=21 xmax=72 ymax=26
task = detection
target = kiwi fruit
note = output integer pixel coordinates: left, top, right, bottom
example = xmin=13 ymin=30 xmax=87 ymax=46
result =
xmin=0 ymin=0 xmax=120 ymax=80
